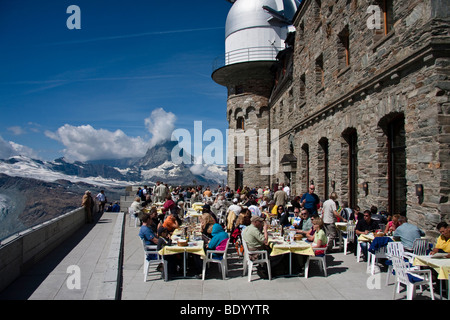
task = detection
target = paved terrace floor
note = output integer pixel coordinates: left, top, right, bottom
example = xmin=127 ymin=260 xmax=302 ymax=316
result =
xmin=0 ymin=211 xmax=438 ymax=301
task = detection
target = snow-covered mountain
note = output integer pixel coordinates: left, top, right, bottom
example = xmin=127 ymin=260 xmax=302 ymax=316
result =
xmin=0 ymin=141 xmax=227 ymax=240
xmin=0 ymin=141 xmax=227 ymax=188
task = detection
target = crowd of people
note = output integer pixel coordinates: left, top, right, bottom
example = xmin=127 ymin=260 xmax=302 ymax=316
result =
xmin=106 ymin=180 xmax=450 ymax=281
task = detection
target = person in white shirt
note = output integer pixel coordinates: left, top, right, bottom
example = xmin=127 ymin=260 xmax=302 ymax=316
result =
xmin=283 ymin=184 xmax=290 ymax=198
xmin=322 ymin=192 xmax=340 ymax=252
xmin=248 ymin=199 xmax=262 ymax=217
xmin=96 ymin=190 xmax=107 ymax=213
xmin=227 ymin=198 xmax=242 ymax=218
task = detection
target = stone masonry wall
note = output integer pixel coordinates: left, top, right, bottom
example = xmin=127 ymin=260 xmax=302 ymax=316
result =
xmin=267 ymin=0 xmax=450 ymax=236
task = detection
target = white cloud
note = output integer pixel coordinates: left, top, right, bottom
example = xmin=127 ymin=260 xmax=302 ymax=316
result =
xmin=144 ymin=108 xmax=177 ymax=148
xmin=45 ymin=124 xmax=150 ymax=162
xmin=45 ymin=108 xmax=178 ymax=162
xmin=7 ymin=126 xmax=26 ymax=135
xmin=0 ymin=136 xmax=39 ymax=159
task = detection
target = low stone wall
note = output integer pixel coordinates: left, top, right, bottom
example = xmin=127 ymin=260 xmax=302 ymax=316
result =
xmin=0 ymin=207 xmax=86 ymax=293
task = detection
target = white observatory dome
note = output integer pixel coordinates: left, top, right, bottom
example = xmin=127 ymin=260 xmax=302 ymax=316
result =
xmin=225 ymin=0 xmax=299 ymax=65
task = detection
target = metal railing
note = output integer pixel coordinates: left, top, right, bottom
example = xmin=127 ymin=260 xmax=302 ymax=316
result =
xmin=212 ymin=46 xmax=282 ymax=72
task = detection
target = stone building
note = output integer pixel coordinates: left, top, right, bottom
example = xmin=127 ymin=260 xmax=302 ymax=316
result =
xmin=213 ymin=0 xmax=449 ymax=236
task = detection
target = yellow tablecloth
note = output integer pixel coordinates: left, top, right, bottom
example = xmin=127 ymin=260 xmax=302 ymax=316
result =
xmin=335 ymin=222 xmax=348 ymax=232
xmin=358 ymin=233 xmax=375 ymax=242
xmin=186 ymin=212 xmax=202 ymax=218
xmin=192 ymin=203 xmax=204 ymax=212
xmin=413 ymin=254 xmax=450 ymax=280
xmin=269 ymin=237 xmax=314 ymax=257
xmin=158 ymin=240 xmax=205 ymax=257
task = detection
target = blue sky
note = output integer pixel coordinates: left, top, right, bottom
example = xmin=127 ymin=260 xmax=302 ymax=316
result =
xmin=0 ymin=0 xmax=231 ymax=162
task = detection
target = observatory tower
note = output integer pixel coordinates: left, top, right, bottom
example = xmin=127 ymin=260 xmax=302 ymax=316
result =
xmin=212 ymin=0 xmax=299 ymax=190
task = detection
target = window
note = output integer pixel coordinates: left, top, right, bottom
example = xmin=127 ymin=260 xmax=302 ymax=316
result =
xmin=373 ymin=0 xmax=394 ymax=41
xmin=299 ymin=73 xmax=306 ymax=100
xmin=338 ymin=26 xmax=350 ymax=68
xmin=315 ymin=54 xmax=324 ymax=91
xmin=314 ymin=0 xmax=322 ymax=25
xmin=382 ymin=0 xmax=394 ymax=35
xmin=236 ymin=117 xmax=244 ymax=130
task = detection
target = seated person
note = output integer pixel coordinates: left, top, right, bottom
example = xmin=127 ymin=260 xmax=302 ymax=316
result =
xmin=384 ymin=213 xmax=400 ymax=235
xmin=355 ymin=210 xmax=380 ymax=260
xmin=162 ymin=212 xmax=179 ymax=233
xmin=141 ymin=194 xmax=153 ymax=208
xmin=242 ymin=216 xmax=287 ymax=278
xmin=393 ymin=216 xmax=425 ymax=251
xmin=242 ymin=215 xmax=270 ymax=278
xmin=157 ymin=227 xmax=181 ymax=278
xmin=139 ymin=214 xmax=158 ymax=260
xmin=292 ymin=208 xmax=302 ymax=229
xmin=340 ymin=201 xmax=355 ymax=222
xmin=200 ymin=212 xmax=216 ymax=240
xmin=161 ymin=195 xmax=176 ymax=215
xmin=111 ymin=202 xmax=120 ymax=212
xmin=205 ymin=223 xmax=229 ymax=260
xmin=297 ymin=209 xmax=313 ymax=235
xmin=311 ymin=218 xmax=328 ymax=254
xmin=277 ymin=205 xmax=290 ymax=227
xmin=295 ymin=217 xmax=328 ymax=276
xmin=130 ymin=197 xmax=144 ymax=224
xmin=430 ymin=221 xmax=450 ymax=257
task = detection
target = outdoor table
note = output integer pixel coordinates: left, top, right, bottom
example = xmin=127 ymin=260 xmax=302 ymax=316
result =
xmin=413 ymin=253 xmax=450 ymax=299
xmin=186 ymin=210 xmax=202 ymax=223
xmin=358 ymin=233 xmax=375 ymax=242
xmin=335 ymin=222 xmax=347 ymax=250
xmin=268 ymin=235 xmax=314 ymax=275
xmin=158 ymin=238 xmax=205 ymax=278
xmin=192 ymin=202 xmax=205 ymax=211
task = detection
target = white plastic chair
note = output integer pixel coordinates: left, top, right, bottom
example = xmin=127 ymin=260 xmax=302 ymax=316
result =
xmin=412 ymin=238 xmax=429 ymax=256
xmin=385 ymin=242 xmax=405 ymax=286
xmin=242 ymin=238 xmax=271 ymax=282
xmin=202 ymin=238 xmax=230 ymax=280
xmin=391 ymin=255 xmax=434 ymax=300
xmin=367 ymin=242 xmax=389 ymax=275
xmin=141 ymin=239 xmax=167 ymax=282
xmin=343 ymin=223 xmax=356 ymax=255
xmin=356 ymin=237 xmax=363 ymax=262
xmin=128 ymin=207 xmax=139 ymax=227
xmin=305 ymin=247 xmax=328 ymax=278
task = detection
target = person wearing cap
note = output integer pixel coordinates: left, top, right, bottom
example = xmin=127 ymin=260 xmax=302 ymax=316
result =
xmin=228 ymin=198 xmax=242 ymax=217
xmin=242 ymin=215 xmax=269 ymax=256
xmin=242 ymin=215 xmax=287 ymax=278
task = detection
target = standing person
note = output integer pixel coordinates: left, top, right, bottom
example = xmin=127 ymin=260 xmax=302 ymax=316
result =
xmin=300 ymin=185 xmax=320 ymax=215
xmin=154 ymin=181 xmax=162 ymax=203
xmin=273 ymin=184 xmax=288 ymax=207
xmin=82 ymin=190 xmax=94 ymax=223
xmin=96 ymin=190 xmax=107 ymax=214
xmin=322 ymin=192 xmax=340 ymax=252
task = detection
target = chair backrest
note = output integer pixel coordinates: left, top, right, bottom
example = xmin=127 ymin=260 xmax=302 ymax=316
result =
xmin=141 ymin=238 xmax=161 ymax=261
xmin=241 ymin=237 xmax=250 ymax=259
xmin=412 ymin=238 xmax=429 ymax=256
xmin=387 ymin=241 xmax=404 ymax=258
xmin=390 ymin=255 xmax=410 ymax=284
xmin=347 ymin=223 xmax=356 ymax=239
